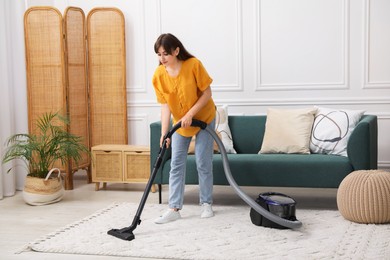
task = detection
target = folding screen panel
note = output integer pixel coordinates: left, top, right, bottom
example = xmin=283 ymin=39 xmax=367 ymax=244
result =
xmin=24 ymin=7 xmax=69 ymax=178
xmin=24 ymin=7 xmax=67 ymax=135
xmin=87 ymin=8 xmax=128 ymax=147
xmin=64 ymin=7 xmax=91 ymax=185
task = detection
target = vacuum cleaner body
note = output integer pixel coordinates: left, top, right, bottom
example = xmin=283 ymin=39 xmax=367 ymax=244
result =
xmin=250 ymin=192 xmax=297 ymax=229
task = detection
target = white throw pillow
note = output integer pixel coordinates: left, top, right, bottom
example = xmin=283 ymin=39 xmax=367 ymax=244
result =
xmin=310 ymin=106 xmax=364 ymax=157
xmin=188 ymin=105 xmax=236 ymax=154
xmin=259 ymin=107 xmax=317 ymax=154
xmin=215 ymin=105 xmax=237 ymax=154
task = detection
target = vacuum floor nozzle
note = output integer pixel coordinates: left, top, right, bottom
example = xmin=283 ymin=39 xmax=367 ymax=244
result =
xmin=107 ymin=228 xmax=135 ymax=241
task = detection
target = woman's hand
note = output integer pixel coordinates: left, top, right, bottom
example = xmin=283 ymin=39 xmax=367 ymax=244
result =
xmin=180 ymin=113 xmax=193 ymax=128
xmin=160 ymin=135 xmax=171 ymax=148
xmin=160 ymin=104 xmax=171 ymax=148
xmin=179 ymin=86 xmax=212 ymax=128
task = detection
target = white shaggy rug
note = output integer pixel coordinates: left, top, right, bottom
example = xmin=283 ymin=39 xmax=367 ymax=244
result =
xmin=20 ymin=203 xmax=390 ymax=259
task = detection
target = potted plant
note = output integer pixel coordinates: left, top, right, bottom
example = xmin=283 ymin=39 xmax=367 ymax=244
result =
xmin=2 ymin=112 xmax=90 ymax=205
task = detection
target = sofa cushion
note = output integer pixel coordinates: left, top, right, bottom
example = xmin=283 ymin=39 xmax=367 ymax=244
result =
xmin=259 ymin=107 xmax=317 ymax=154
xmin=310 ymin=106 xmax=364 ymax=157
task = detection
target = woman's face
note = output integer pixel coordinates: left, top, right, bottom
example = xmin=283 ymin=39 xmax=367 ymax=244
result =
xmin=156 ymin=46 xmax=179 ymax=67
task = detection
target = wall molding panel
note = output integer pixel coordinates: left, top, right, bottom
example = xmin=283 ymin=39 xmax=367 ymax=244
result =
xmin=157 ymin=0 xmax=244 ymax=92
xmin=255 ymin=0 xmax=349 ymax=91
xmin=363 ymin=0 xmax=390 ymax=89
xmin=127 ymin=114 xmax=149 ymax=145
xmin=127 ymin=85 xmax=147 ymax=94
xmin=212 ymin=0 xmax=244 ymax=92
xmin=127 ymin=0 xmax=148 ymax=94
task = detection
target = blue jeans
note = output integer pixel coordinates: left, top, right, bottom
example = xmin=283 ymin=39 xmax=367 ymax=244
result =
xmin=168 ymin=119 xmax=215 ymax=209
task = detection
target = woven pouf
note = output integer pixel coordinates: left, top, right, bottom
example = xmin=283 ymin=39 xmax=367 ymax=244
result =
xmin=337 ymin=170 xmax=390 ymax=224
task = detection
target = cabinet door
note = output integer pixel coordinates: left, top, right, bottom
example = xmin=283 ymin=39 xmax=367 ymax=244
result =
xmin=124 ymin=151 xmax=150 ymax=182
xmin=92 ymin=150 xmax=123 ymax=182
xmin=87 ymin=8 xmax=128 ymax=147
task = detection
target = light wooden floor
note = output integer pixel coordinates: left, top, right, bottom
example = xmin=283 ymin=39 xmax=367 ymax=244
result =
xmin=0 ymin=171 xmax=338 ymax=260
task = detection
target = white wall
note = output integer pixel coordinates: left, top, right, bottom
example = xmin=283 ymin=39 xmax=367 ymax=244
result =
xmin=7 ymin=0 xmax=390 ymax=170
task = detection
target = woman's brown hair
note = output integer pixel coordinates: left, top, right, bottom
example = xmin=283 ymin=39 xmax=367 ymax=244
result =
xmin=154 ymin=33 xmax=194 ymax=63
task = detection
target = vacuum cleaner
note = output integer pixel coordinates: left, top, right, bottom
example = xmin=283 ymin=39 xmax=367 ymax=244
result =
xmin=250 ymin=192 xmax=297 ymax=229
xmin=108 ymin=119 xmax=302 ymax=241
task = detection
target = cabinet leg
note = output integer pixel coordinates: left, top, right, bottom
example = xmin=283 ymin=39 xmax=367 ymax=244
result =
xmin=95 ymin=182 xmax=100 ymax=191
xmin=102 ymin=182 xmax=107 ymax=189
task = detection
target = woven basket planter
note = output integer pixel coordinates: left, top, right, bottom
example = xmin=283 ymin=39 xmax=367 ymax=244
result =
xmin=337 ymin=170 xmax=390 ymax=224
xmin=23 ymin=168 xmax=64 ymax=206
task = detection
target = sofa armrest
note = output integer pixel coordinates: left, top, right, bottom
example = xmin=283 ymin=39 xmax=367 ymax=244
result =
xmin=150 ymin=121 xmax=171 ymax=184
xmin=347 ymin=115 xmax=378 ymax=170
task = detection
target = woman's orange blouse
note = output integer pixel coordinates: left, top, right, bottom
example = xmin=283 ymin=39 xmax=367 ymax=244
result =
xmin=152 ymin=58 xmax=216 ymax=137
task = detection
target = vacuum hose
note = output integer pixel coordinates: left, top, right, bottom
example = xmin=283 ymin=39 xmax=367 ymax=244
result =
xmin=191 ymin=119 xmax=302 ymax=229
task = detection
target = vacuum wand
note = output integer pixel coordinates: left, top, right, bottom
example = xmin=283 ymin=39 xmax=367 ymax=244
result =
xmin=107 ymin=120 xmax=206 ymax=241
xmin=107 ymin=145 xmax=166 ymax=240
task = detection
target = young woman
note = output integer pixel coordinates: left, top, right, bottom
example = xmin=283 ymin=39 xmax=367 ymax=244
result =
xmin=152 ymin=33 xmax=216 ymax=224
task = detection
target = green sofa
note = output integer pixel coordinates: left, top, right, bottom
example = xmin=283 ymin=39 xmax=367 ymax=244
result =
xmin=150 ymin=115 xmax=378 ymax=203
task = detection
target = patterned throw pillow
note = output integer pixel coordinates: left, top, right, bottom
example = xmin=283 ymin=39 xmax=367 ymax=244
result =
xmin=310 ymin=106 xmax=364 ymax=157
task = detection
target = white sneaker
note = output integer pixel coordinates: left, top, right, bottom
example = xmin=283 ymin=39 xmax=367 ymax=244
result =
xmin=201 ymin=203 xmax=214 ymax=218
xmin=154 ymin=209 xmax=181 ymax=224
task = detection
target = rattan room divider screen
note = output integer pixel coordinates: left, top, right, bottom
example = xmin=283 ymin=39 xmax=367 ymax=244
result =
xmin=87 ymin=8 xmax=128 ymax=147
xmin=24 ymin=6 xmax=127 ymax=190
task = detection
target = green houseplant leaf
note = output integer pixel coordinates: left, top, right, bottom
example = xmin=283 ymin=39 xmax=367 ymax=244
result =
xmin=2 ymin=112 xmax=90 ymax=178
